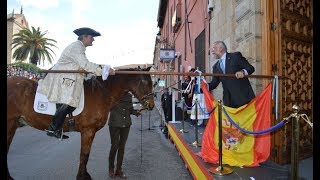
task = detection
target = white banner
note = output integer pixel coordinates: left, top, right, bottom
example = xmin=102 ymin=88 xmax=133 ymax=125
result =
xmin=190 ymin=93 xmax=209 ymax=120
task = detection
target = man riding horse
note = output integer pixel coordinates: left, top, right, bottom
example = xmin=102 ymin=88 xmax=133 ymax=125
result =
xmin=37 ymin=27 xmax=115 ymax=139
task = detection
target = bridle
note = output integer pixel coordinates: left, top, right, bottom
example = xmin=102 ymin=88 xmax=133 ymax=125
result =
xmin=139 ymin=92 xmax=154 ymax=110
xmin=134 ymin=74 xmax=154 ymax=110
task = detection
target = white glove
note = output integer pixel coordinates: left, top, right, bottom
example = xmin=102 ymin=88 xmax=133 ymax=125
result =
xmin=84 ymin=73 xmax=96 ymax=80
xmin=102 ymin=65 xmax=111 ymax=80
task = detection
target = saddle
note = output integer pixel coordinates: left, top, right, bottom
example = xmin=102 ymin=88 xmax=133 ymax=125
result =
xmin=33 ymin=86 xmax=84 ymax=131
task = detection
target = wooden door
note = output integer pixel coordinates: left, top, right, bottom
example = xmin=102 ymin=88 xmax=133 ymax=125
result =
xmin=268 ymin=0 xmax=313 ymax=164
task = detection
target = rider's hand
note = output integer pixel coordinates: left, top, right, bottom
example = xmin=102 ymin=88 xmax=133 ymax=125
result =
xmin=109 ymin=68 xmax=115 ymax=75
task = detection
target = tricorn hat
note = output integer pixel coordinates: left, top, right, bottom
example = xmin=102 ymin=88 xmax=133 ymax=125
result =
xmin=73 ymin=27 xmax=101 ymax=37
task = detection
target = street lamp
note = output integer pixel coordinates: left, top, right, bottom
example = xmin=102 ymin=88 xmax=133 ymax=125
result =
xmin=156 ymin=31 xmax=161 ymax=41
xmin=156 ymin=31 xmax=167 ymax=44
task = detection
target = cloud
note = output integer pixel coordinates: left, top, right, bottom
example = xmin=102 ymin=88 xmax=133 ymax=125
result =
xmin=9 ymin=0 xmax=159 ymax=69
xmin=21 ymin=10 xmax=74 ymax=64
xmin=18 ymin=0 xmax=59 ymax=9
xmin=85 ymin=19 xmax=157 ymax=67
xmin=70 ymin=0 xmax=91 ymax=27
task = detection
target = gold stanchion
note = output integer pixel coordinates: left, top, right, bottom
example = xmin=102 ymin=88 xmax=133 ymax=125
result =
xmin=290 ymin=104 xmax=300 ymax=180
xmin=179 ymin=97 xmax=189 ymax=133
xmin=209 ymin=100 xmax=233 ymax=175
xmin=278 ymin=104 xmax=313 ymax=180
xmin=190 ymin=98 xmax=201 ymax=147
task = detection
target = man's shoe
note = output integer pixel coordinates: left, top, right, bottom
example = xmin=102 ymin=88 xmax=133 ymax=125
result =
xmin=115 ymin=169 xmax=127 ymax=179
xmin=109 ymin=168 xmax=115 ymax=178
xmin=46 ymin=129 xmax=69 ymax=139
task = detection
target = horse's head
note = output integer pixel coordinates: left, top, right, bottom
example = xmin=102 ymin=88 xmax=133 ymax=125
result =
xmin=118 ymin=67 xmax=155 ymax=110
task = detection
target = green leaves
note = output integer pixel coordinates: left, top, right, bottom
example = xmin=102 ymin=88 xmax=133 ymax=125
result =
xmin=11 ymin=26 xmax=57 ymax=65
xmin=10 ymin=61 xmax=41 ymax=73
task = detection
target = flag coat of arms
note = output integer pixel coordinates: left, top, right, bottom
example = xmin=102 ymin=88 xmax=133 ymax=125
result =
xmin=197 ymin=80 xmax=272 ymax=166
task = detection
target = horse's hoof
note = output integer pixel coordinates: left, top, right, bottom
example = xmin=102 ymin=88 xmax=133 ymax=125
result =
xmin=76 ymin=172 xmax=92 ymax=180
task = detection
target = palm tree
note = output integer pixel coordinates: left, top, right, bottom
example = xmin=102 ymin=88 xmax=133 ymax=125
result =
xmin=11 ymin=26 xmax=57 ymax=65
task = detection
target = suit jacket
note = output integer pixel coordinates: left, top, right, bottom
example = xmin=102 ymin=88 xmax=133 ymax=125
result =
xmin=161 ymin=92 xmax=172 ymax=121
xmin=108 ymin=93 xmax=139 ymax=128
xmin=208 ymin=52 xmax=255 ymax=108
xmin=37 ymin=40 xmax=103 ymax=107
xmin=181 ymin=79 xmax=190 ymax=104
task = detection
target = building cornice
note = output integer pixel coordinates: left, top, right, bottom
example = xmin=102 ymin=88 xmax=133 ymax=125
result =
xmin=157 ymin=0 xmax=168 ymax=28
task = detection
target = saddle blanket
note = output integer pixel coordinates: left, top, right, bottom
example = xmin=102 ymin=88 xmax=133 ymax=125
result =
xmin=33 ymin=86 xmax=84 ymax=116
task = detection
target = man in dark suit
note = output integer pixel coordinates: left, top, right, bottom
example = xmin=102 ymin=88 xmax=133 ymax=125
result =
xmin=108 ymin=92 xmax=141 ymax=179
xmin=161 ymin=88 xmax=172 ymax=122
xmin=161 ymin=88 xmax=172 ymax=137
xmin=208 ymin=41 xmax=255 ymax=108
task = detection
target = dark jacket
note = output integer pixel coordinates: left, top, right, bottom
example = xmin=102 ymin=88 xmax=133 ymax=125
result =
xmin=208 ymin=52 xmax=255 ymax=108
xmin=108 ymin=93 xmax=140 ymax=127
xmin=181 ymin=79 xmax=191 ymax=105
xmin=161 ymin=91 xmax=172 ymax=121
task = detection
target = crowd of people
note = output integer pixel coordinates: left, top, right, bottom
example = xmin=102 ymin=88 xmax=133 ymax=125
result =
xmin=7 ymin=64 xmax=38 ymax=80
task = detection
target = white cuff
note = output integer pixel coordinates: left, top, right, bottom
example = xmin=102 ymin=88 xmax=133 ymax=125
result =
xmin=242 ymin=69 xmax=248 ymax=75
xmin=102 ymin=65 xmax=111 ymax=80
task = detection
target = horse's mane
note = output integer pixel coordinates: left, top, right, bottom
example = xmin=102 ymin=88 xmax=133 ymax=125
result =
xmin=115 ymin=66 xmax=151 ymax=71
xmin=84 ymin=66 xmax=152 ymax=90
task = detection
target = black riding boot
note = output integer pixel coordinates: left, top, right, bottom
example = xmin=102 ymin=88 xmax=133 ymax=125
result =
xmin=47 ymin=103 xmax=75 ymax=139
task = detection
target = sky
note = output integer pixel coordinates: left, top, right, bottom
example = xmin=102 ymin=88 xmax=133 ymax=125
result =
xmin=7 ymin=0 xmax=160 ymax=69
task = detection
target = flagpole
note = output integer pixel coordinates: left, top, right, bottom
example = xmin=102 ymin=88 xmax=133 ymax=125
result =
xmin=179 ymin=97 xmax=188 ymax=133
xmin=190 ymin=98 xmax=201 ymax=147
xmin=209 ymin=100 xmax=233 ymax=175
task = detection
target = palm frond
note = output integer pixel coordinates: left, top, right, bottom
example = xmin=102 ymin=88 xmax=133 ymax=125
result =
xmin=11 ymin=26 xmax=57 ymax=65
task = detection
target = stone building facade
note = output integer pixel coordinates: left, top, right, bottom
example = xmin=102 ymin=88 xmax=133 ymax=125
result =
xmin=7 ymin=9 xmax=29 ymax=65
xmin=209 ymin=0 xmax=263 ymax=99
xmin=155 ymin=0 xmax=313 ymax=165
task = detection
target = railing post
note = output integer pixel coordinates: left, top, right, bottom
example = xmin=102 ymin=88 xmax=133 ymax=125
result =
xmin=179 ymin=97 xmax=188 ymax=133
xmin=209 ymin=100 xmax=233 ymax=175
xmin=191 ymin=98 xmax=201 ymax=147
xmin=290 ymin=104 xmax=300 ymax=180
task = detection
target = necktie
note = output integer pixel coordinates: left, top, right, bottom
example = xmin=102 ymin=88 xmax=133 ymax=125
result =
xmin=219 ymin=59 xmax=225 ymax=73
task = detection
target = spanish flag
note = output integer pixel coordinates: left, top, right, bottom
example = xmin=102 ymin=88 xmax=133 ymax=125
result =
xmin=197 ymin=81 xmax=272 ymax=166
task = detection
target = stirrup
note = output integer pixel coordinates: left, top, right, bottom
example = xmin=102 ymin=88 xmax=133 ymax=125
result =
xmin=45 ymin=128 xmax=69 ymax=140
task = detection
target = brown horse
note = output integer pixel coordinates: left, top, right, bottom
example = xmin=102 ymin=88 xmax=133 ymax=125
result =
xmin=7 ymin=67 xmax=154 ymax=180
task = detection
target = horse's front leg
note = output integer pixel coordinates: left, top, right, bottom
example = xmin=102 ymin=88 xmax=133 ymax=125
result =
xmin=76 ymin=128 xmax=96 ymax=180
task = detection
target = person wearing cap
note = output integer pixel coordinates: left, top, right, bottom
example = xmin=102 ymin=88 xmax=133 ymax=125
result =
xmin=108 ymin=92 xmax=141 ymax=179
xmin=37 ymin=27 xmax=115 ymax=139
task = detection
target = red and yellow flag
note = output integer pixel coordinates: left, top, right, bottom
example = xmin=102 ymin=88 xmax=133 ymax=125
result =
xmin=197 ymin=81 xmax=272 ymax=166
